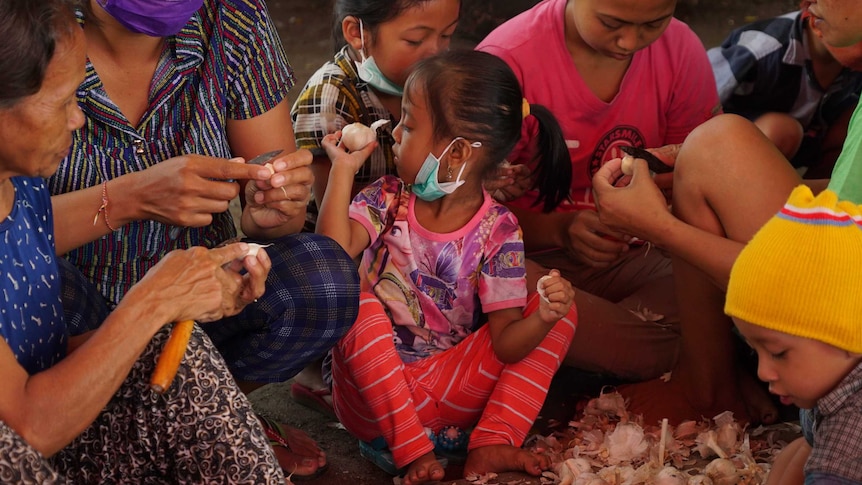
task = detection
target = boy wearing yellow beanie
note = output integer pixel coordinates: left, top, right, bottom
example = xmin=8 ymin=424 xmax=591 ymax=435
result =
xmin=726 ymin=185 xmax=862 ymax=484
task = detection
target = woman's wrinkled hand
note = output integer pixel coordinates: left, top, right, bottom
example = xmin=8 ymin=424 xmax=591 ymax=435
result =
xmin=131 ymin=243 xmax=270 ymax=324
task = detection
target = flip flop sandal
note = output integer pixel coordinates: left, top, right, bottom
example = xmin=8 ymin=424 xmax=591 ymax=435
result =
xmin=290 ymin=382 xmax=337 ymax=420
xmin=257 ymin=414 xmax=329 ymax=481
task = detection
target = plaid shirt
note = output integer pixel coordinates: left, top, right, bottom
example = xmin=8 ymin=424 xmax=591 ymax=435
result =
xmin=48 ymin=0 xmax=295 ymax=303
xmin=709 ymin=11 xmax=862 ymax=136
xmin=802 ymin=362 xmax=862 ymax=482
xmin=291 ymin=45 xmax=397 ymax=193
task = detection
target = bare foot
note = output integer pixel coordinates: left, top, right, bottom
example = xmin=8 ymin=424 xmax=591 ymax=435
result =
xmin=464 ymin=444 xmax=550 ymax=477
xmin=402 ymin=451 xmax=445 ymax=485
xmin=619 ymin=376 xmax=751 ymax=426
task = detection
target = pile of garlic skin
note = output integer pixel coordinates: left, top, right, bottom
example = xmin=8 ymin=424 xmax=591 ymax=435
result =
xmin=521 ymin=390 xmax=800 ymax=485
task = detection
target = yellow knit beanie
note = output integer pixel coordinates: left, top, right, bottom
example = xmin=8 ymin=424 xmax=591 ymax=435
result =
xmin=726 ymin=185 xmax=862 ymax=353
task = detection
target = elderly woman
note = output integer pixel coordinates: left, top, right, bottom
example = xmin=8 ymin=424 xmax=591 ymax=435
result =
xmin=0 ymin=1 xmax=284 ymax=482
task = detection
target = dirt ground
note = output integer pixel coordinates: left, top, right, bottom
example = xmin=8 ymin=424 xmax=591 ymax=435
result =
xmin=249 ymin=1 xmax=800 ymax=484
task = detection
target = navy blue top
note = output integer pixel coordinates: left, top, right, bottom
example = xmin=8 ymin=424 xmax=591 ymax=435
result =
xmin=0 ymin=177 xmax=66 ymax=373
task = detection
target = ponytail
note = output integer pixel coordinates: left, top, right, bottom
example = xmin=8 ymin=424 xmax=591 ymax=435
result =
xmin=527 ymin=104 xmax=571 ymax=213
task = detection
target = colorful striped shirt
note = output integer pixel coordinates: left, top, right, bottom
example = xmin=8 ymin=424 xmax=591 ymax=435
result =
xmin=48 ymin=0 xmax=295 ymax=303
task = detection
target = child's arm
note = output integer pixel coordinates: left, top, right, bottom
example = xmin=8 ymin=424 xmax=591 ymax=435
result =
xmin=485 ymin=270 xmax=575 ymax=363
xmin=316 ymin=133 xmax=375 ymax=258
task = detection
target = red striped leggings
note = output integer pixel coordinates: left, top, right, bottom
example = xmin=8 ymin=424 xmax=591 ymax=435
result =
xmin=331 ymin=292 xmax=577 ymax=468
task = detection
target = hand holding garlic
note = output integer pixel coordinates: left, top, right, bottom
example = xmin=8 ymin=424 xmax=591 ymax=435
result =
xmin=536 ymin=270 xmax=575 ymax=321
xmin=339 ymin=119 xmax=390 ymax=152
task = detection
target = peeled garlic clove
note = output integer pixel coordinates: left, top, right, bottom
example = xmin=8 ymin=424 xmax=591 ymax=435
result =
xmin=340 ymin=119 xmax=390 ymax=151
xmin=621 ymin=155 xmax=635 ymax=176
xmin=263 ymin=162 xmax=275 ymax=176
xmin=537 ymin=275 xmax=552 ymax=303
xmin=245 ymin=243 xmax=273 ymax=258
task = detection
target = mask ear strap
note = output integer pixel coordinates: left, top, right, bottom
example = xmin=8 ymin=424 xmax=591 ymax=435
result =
xmin=441 ymin=138 xmax=482 ymax=183
xmin=358 ymin=19 xmax=368 ymax=61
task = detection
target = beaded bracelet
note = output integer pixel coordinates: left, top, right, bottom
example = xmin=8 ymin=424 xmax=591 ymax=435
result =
xmin=92 ymin=181 xmax=117 ymax=232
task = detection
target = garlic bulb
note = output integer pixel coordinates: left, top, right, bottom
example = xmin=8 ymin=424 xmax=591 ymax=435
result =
xmin=604 ymin=422 xmax=649 ymax=465
xmin=340 ymin=119 xmax=390 ymax=151
xmin=704 ymin=458 xmax=739 ymax=485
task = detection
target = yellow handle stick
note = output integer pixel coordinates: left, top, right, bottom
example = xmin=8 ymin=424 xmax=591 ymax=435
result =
xmin=150 ymin=320 xmax=195 ymax=394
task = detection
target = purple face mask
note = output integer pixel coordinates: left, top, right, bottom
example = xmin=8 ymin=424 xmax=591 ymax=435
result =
xmin=99 ymin=0 xmax=204 ymax=37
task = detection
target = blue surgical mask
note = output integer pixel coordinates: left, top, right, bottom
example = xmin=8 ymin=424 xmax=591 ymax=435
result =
xmin=356 ymin=20 xmax=404 ymax=96
xmin=411 ymin=138 xmax=482 ymax=201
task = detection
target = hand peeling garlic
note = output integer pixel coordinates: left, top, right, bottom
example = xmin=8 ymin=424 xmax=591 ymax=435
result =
xmin=245 ymin=243 xmax=273 ymax=258
xmin=340 ymin=119 xmax=390 ymax=151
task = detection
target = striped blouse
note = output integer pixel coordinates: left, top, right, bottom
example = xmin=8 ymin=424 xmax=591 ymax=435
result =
xmin=48 ymin=0 xmax=295 ymax=303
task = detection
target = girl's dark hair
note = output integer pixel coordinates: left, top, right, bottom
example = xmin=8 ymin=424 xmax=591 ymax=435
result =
xmin=332 ymin=0 xmax=436 ymax=52
xmin=0 ymin=0 xmax=78 ymax=109
xmin=407 ymin=49 xmax=571 ymax=212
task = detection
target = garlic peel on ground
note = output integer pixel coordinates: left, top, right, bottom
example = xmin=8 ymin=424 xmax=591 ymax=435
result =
xmin=340 ymin=119 xmax=390 ymax=151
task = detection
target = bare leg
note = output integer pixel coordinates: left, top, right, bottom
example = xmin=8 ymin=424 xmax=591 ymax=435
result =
xmin=463 ymin=444 xmax=550 ymax=478
xmin=753 ymin=112 xmax=804 ymax=161
xmin=401 ymin=452 xmax=445 ymax=485
xmin=622 ymin=114 xmax=800 ymax=424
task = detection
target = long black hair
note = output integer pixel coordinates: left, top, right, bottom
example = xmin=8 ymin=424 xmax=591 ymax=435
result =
xmin=406 ymin=49 xmax=571 ymax=212
xmin=332 ymin=0 xmax=445 ymax=52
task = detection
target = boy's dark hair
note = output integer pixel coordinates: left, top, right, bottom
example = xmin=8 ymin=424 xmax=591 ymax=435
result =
xmin=332 ymin=0 xmax=441 ymax=52
xmin=0 ymin=0 xmax=79 ymax=108
xmin=407 ymin=49 xmax=571 ymax=212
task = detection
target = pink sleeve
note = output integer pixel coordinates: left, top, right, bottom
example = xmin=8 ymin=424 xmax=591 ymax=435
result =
xmin=478 ymin=210 xmax=528 ymax=313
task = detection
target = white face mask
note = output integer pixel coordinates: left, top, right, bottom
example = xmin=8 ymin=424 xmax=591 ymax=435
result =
xmin=356 ymin=19 xmax=404 ymax=96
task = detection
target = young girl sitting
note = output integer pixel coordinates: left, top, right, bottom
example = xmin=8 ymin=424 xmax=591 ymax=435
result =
xmin=289 ymin=0 xmax=460 ymax=412
xmin=317 ymin=49 xmax=578 ymax=485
